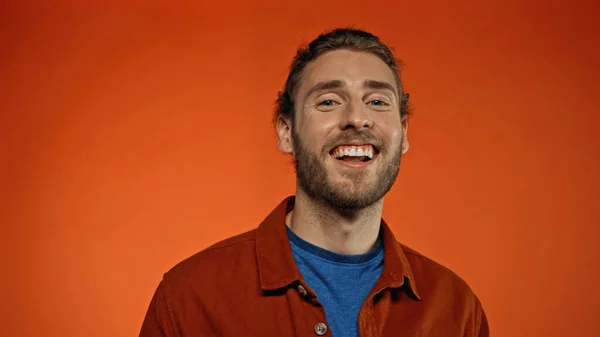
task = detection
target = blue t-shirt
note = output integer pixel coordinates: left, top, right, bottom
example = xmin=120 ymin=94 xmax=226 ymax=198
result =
xmin=286 ymin=226 xmax=384 ymax=337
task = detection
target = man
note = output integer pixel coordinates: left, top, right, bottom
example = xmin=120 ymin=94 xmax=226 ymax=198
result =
xmin=139 ymin=28 xmax=489 ymax=337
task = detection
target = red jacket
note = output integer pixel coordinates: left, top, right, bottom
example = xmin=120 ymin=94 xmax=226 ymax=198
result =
xmin=139 ymin=197 xmax=489 ymax=336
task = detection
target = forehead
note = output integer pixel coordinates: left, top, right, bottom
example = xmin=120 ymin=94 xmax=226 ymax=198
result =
xmin=296 ymin=49 xmax=398 ymax=96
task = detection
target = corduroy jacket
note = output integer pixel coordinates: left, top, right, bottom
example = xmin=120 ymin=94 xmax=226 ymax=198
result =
xmin=139 ymin=197 xmax=489 ymax=336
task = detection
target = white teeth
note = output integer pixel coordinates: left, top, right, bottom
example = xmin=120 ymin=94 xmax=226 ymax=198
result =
xmin=332 ymin=145 xmax=376 ymax=159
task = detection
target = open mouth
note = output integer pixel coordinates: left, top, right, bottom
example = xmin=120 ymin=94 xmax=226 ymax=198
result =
xmin=329 ymin=144 xmax=379 ymax=162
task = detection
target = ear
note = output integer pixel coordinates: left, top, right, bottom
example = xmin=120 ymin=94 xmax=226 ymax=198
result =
xmin=276 ymin=115 xmax=294 ymax=154
xmin=401 ymin=115 xmax=409 ymax=154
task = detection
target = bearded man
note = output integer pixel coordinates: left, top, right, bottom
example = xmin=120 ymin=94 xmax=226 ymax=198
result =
xmin=139 ymin=28 xmax=489 ymax=337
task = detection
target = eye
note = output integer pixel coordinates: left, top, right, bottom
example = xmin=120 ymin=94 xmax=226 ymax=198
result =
xmin=316 ymin=99 xmax=340 ymax=111
xmin=368 ymin=100 xmax=388 ymax=106
xmin=318 ymin=99 xmax=338 ymax=107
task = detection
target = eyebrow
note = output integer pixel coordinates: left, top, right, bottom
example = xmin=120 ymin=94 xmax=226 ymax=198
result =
xmin=305 ymin=80 xmax=345 ymax=98
xmin=305 ymin=79 xmax=398 ymax=100
xmin=363 ymin=80 xmax=397 ymax=96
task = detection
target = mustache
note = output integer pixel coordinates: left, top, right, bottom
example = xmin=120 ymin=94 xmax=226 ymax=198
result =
xmin=324 ymin=130 xmax=385 ymax=152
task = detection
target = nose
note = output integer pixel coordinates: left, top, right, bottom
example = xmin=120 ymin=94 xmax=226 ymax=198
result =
xmin=339 ymin=99 xmax=373 ymax=131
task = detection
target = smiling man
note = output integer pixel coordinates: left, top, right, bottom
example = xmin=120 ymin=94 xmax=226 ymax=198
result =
xmin=139 ymin=28 xmax=489 ymax=337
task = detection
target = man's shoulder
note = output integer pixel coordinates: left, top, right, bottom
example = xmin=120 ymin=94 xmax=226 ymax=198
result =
xmin=400 ymin=242 xmax=458 ymax=277
xmin=161 ymin=228 xmax=259 ymax=288
xmin=398 ymin=242 xmax=480 ymax=301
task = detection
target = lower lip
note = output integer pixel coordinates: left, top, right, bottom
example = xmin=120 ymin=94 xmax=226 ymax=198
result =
xmin=331 ymin=155 xmax=377 ymax=168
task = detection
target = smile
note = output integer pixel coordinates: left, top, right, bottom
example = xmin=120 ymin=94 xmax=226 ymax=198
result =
xmin=329 ymin=144 xmax=379 ymax=163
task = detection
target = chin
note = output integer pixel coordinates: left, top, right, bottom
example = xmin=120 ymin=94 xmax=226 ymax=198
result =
xmin=324 ymin=193 xmax=382 ymax=211
xmin=332 ymin=174 xmax=377 ymax=189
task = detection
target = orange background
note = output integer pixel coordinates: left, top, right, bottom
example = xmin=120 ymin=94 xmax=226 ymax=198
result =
xmin=1 ymin=1 xmax=599 ymax=336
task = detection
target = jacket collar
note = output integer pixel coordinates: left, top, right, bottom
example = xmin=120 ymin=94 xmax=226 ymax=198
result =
xmin=255 ymin=196 xmax=421 ymax=300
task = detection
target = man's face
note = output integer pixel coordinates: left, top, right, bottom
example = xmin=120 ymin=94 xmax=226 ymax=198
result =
xmin=278 ymin=49 xmax=408 ymax=211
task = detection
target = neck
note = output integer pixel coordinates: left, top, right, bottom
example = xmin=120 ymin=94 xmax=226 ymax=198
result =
xmin=286 ymin=188 xmax=384 ymax=255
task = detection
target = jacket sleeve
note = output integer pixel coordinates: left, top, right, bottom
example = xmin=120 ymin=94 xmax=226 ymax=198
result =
xmin=139 ymin=281 xmax=178 ymax=337
xmin=477 ymin=303 xmax=489 ymax=337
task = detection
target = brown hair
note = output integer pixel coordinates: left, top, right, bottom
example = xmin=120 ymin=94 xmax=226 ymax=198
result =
xmin=274 ymin=27 xmax=411 ymax=127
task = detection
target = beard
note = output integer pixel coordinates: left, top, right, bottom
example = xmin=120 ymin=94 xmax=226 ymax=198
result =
xmin=292 ymin=128 xmax=402 ymax=212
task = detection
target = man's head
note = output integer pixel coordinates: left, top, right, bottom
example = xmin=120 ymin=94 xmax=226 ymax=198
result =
xmin=275 ymin=28 xmax=411 ymax=211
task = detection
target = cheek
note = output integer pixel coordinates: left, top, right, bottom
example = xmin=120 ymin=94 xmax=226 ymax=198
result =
xmin=377 ymin=119 xmax=404 ymax=145
xmin=393 ymin=128 xmax=404 ymax=142
xmin=298 ymin=114 xmax=338 ymax=149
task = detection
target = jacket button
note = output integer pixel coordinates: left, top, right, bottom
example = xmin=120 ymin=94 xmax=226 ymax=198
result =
xmin=297 ymin=285 xmax=308 ymax=296
xmin=314 ymin=322 xmax=327 ymax=335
